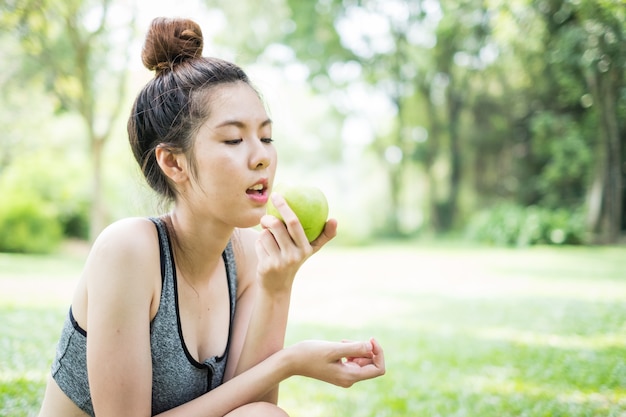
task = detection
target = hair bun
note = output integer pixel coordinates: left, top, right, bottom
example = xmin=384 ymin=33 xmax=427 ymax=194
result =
xmin=141 ymin=17 xmax=204 ymax=74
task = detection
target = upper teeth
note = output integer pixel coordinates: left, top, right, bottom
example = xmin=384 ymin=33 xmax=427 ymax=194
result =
xmin=249 ymin=184 xmax=263 ymax=191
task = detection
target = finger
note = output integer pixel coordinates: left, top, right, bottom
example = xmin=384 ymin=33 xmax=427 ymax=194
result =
xmin=370 ymin=337 xmax=384 ymax=357
xmin=255 ymin=227 xmax=280 ymax=258
xmin=346 ymin=357 xmax=374 ymax=367
xmin=341 ymin=339 xmax=371 ymax=364
xmin=267 ymin=193 xmax=309 ymax=247
xmin=334 ymin=340 xmax=373 ymax=360
xmin=310 ymin=218 xmax=338 ymax=251
xmin=370 ymin=337 xmax=386 ymax=375
xmin=260 ymin=213 xmax=298 ymax=250
xmin=370 ymin=337 xmax=383 ymax=355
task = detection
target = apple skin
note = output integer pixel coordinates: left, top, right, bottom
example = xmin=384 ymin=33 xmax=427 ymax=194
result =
xmin=266 ymin=184 xmax=329 ymax=242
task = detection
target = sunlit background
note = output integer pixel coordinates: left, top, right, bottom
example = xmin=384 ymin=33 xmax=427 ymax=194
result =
xmin=2 ymin=0 xmax=624 ymax=249
xmin=1 ymin=0 xmax=625 ymax=416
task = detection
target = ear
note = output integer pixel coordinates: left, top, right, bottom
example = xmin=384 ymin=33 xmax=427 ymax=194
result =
xmin=155 ymin=145 xmax=188 ymax=184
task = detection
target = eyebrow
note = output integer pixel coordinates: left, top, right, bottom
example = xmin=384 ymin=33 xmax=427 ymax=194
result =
xmin=214 ymin=118 xmax=273 ymax=129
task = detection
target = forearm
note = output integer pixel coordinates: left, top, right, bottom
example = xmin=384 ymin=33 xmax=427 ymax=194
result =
xmin=234 ymin=283 xmax=292 ymax=402
xmin=156 ymin=348 xmax=294 ymax=417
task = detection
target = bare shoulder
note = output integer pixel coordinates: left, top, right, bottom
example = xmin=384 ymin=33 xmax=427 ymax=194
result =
xmin=73 ymin=217 xmax=161 ymax=325
xmin=92 ymin=217 xmax=158 ymax=253
xmin=86 ymin=217 xmax=160 ymax=282
xmin=84 ymin=217 xmax=155 ymax=265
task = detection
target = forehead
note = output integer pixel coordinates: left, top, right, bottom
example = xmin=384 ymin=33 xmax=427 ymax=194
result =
xmin=202 ymin=82 xmax=269 ymax=127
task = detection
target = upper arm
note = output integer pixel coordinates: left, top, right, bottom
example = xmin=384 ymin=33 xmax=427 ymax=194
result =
xmin=224 ymin=228 xmax=260 ymax=381
xmin=83 ymin=218 xmax=160 ymax=417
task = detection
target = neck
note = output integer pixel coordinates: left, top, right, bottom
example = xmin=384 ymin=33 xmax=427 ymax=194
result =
xmin=165 ymin=209 xmax=233 ymax=285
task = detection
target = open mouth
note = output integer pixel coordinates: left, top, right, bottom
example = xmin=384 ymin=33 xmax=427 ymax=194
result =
xmin=246 ymin=183 xmax=266 ymax=195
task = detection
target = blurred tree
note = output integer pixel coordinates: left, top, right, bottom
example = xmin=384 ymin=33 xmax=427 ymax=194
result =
xmin=504 ymin=0 xmax=626 ymax=243
xmin=206 ymin=0 xmax=290 ymax=61
xmin=4 ymin=4 xmax=622 ymax=247
xmin=279 ymin=0 xmax=625 ymax=242
xmin=418 ymin=0 xmax=493 ymax=232
xmin=573 ymin=0 xmax=626 ymax=243
xmin=281 ymin=0 xmax=425 ymax=236
xmin=0 ymin=0 xmax=136 ymax=240
xmin=281 ymin=0 xmax=497 ymax=235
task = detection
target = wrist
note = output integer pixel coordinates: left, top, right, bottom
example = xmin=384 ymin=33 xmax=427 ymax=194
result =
xmin=278 ymin=345 xmax=300 ymax=378
xmin=256 ymin=278 xmax=293 ymax=299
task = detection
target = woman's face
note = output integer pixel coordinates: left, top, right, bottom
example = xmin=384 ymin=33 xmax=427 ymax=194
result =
xmin=184 ymin=81 xmax=277 ymax=228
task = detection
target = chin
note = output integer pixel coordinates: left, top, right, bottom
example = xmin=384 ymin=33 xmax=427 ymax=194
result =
xmin=239 ymin=211 xmax=264 ymax=229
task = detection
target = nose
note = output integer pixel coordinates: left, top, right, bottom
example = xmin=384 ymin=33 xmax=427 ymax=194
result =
xmin=250 ymin=139 xmax=273 ymax=170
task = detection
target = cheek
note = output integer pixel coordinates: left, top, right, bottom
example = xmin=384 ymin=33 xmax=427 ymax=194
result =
xmin=269 ymin=148 xmax=278 ymax=169
xmin=202 ymin=159 xmax=243 ymax=192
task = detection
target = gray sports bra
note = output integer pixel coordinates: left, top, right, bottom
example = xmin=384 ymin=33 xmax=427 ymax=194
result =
xmin=51 ymin=217 xmax=238 ymax=416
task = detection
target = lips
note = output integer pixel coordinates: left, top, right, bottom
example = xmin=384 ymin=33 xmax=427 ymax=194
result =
xmin=246 ymin=178 xmax=269 ymax=196
xmin=245 ymin=180 xmax=270 ymax=205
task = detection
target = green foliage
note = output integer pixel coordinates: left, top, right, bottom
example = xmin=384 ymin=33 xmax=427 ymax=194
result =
xmin=58 ymin=199 xmax=90 ymax=239
xmin=0 ymin=192 xmax=63 ymax=254
xmin=2 ymin=0 xmax=625 ymax=242
xmin=0 ymin=150 xmax=91 ymax=252
xmin=527 ymin=112 xmax=594 ymax=208
xmin=272 ymin=0 xmax=626 ymax=240
xmin=209 ymin=0 xmax=291 ymax=64
xmin=466 ymin=203 xmax=587 ymax=247
xmin=281 ymin=0 xmax=354 ymax=82
xmin=2 ymin=0 xmax=136 ymax=239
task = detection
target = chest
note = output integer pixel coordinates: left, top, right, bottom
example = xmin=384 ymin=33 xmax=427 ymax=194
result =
xmin=176 ymin=268 xmax=231 ymax=363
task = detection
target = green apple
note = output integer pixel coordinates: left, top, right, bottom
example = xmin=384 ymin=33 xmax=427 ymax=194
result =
xmin=266 ymin=184 xmax=329 ymax=242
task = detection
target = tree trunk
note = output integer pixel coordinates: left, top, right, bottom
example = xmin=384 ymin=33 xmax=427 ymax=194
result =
xmin=585 ymin=66 xmax=623 ymax=243
xmin=416 ymin=82 xmax=443 ymax=232
xmin=90 ymin=136 xmax=106 ymax=241
xmin=443 ymin=90 xmax=462 ymax=231
xmin=386 ymin=162 xmax=402 ymax=236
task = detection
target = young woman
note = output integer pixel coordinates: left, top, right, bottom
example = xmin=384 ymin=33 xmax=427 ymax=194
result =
xmin=37 ymin=16 xmax=385 ymax=417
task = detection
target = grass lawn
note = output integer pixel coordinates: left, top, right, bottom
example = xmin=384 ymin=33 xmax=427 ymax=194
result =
xmin=1 ymin=243 xmax=625 ymax=416
xmin=0 ymin=250 xmax=85 ymax=417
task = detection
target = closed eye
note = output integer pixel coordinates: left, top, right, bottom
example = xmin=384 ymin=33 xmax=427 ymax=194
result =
xmin=224 ymin=138 xmax=272 ymax=145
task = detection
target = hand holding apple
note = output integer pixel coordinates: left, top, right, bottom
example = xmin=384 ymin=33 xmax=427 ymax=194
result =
xmin=266 ymin=184 xmax=329 ymax=242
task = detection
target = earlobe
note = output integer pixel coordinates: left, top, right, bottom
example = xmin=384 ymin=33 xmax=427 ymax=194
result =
xmin=155 ymin=145 xmax=188 ymax=183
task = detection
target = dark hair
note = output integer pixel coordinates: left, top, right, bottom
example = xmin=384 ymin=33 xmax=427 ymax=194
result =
xmin=127 ymin=17 xmax=251 ymax=201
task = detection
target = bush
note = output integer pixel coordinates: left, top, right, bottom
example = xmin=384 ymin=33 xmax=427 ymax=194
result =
xmin=0 ymin=150 xmax=91 ymax=244
xmin=58 ymin=198 xmax=90 ymax=240
xmin=465 ymin=203 xmax=587 ymax=247
xmin=0 ymin=192 xmax=63 ymax=253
